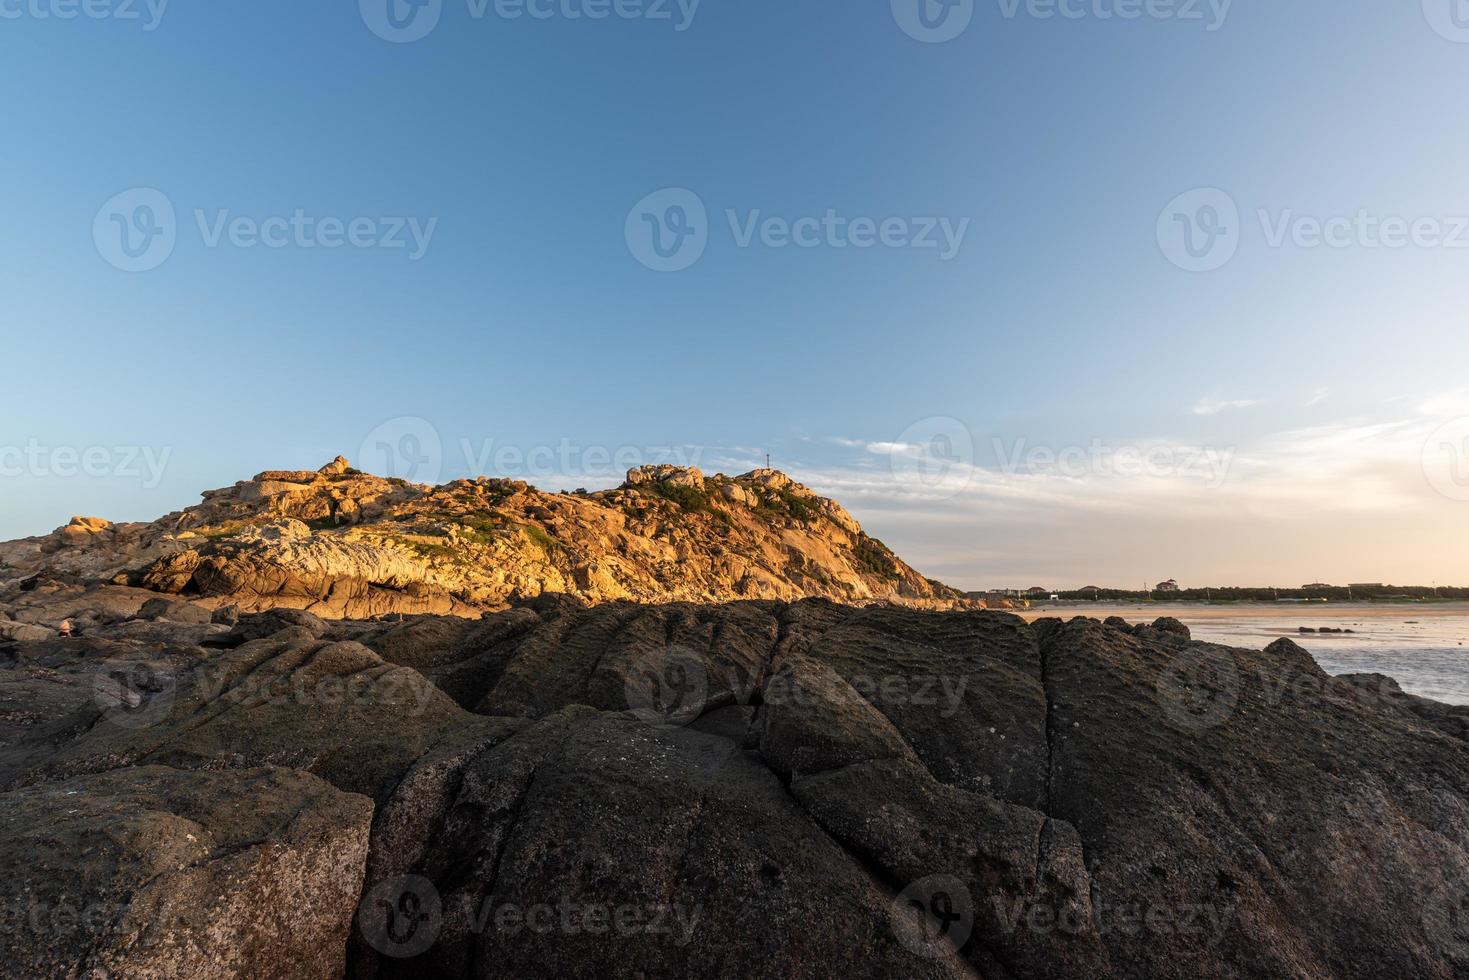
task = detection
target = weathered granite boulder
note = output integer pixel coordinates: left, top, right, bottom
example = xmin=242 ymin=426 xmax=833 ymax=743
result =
xmin=1 ymin=459 xmax=967 ymax=620
xmin=0 ymin=765 xmax=372 ymax=978
xmin=0 ymin=601 xmax=1465 ymax=978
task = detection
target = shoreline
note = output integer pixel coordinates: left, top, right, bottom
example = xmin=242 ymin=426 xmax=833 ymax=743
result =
xmin=1015 ymin=601 xmax=1469 ymax=622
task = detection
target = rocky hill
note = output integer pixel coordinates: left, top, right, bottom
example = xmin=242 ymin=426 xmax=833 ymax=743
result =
xmin=0 ymin=457 xmax=964 ymax=623
xmin=0 ymin=602 xmax=1465 ymax=978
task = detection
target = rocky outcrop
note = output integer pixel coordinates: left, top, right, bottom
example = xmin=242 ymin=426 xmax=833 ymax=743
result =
xmin=1339 ymin=672 xmax=1469 ymax=743
xmin=0 ymin=603 xmax=1463 ymax=977
xmin=0 ymin=459 xmax=967 ymax=620
xmin=0 ymin=765 xmax=372 ymax=979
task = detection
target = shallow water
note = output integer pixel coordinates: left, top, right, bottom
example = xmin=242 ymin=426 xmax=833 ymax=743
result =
xmin=1190 ymin=615 xmax=1469 ymax=705
xmin=1026 ymin=604 xmax=1469 ymax=705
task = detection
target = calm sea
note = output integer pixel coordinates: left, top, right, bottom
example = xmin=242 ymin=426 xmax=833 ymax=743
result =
xmin=1190 ymin=613 xmax=1469 ymax=705
xmin=1027 ymin=604 xmax=1469 ymax=706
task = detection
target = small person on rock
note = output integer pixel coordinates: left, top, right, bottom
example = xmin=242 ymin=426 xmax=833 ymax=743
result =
xmin=58 ymin=619 xmax=74 ymax=638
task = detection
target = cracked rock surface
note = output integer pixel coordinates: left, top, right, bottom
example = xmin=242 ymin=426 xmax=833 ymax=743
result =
xmin=0 ymin=600 xmax=1466 ymax=978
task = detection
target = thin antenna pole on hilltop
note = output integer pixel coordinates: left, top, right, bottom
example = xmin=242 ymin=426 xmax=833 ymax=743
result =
xmin=766 ymin=453 xmax=771 ymax=469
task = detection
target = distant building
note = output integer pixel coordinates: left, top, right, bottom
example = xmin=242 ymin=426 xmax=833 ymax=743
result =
xmin=967 ymin=590 xmax=1022 ymax=603
xmin=1155 ymin=579 xmax=1181 ymax=593
xmin=1079 ymin=586 xmax=1102 ymax=597
xmin=1301 ymin=583 xmax=1333 ymax=590
xmin=1025 ymin=586 xmax=1049 ymax=597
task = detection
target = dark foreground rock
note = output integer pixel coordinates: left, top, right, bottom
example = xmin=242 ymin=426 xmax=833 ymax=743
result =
xmin=1339 ymin=672 xmax=1469 ymax=743
xmin=0 ymin=601 xmax=1466 ymax=978
xmin=0 ymin=765 xmax=372 ymax=978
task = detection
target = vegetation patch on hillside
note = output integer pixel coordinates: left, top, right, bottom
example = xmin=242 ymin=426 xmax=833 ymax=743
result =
xmin=754 ymin=487 xmax=822 ymax=524
xmin=517 ymin=523 xmax=564 ymax=557
xmin=854 ymin=535 xmax=901 ymax=581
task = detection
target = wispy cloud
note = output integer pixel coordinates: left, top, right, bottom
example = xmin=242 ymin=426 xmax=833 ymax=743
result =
xmin=1304 ymin=387 xmax=1330 ymax=407
xmin=1419 ymin=387 xmax=1469 ymax=417
xmin=1192 ymin=397 xmax=1264 ymax=416
xmin=784 ymin=403 xmax=1465 ymax=588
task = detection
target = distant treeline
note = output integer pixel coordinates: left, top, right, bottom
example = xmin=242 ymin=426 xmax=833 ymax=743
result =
xmin=1053 ymin=586 xmax=1469 ymax=601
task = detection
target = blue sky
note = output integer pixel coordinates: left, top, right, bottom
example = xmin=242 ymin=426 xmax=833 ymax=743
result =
xmin=4 ymin=0 xmax=1469 ymax=589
